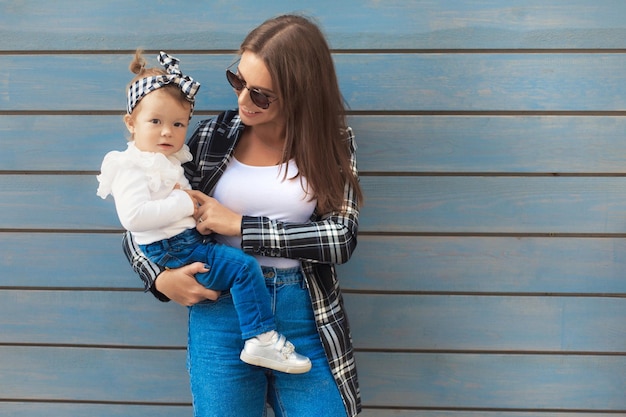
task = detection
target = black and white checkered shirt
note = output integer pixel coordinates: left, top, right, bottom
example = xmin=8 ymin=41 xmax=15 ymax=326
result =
xmin=123 ymin=110 xmax=362 ymax=416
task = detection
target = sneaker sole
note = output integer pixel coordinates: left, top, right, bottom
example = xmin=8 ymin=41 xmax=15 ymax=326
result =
xmin=240 ymin=351 xmax=312 ymax=374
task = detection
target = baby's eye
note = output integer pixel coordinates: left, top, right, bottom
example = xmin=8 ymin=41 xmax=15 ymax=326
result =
xmin=150 ymin=119 xmax=160 ymax=124
xmin=174 ymin=122 xmax=186 ymax=128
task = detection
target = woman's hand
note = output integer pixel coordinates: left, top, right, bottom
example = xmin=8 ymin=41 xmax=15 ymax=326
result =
xmin=154 ymin=262 xmax=220 ymax=306
xmin=189 ymin=191 xmax=243 ymax=237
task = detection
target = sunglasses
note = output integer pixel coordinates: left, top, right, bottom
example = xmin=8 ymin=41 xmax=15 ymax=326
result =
xmin=226 ymin=61 xmax=277 ymax=110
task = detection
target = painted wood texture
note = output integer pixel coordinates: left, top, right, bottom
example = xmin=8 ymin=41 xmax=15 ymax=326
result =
xmin=0 ymin=408 xmax=621 ymax=417
xmin=1 ymin=347 xmax=624 ymax=410
xmin=4 ymin=175 xmax=626 ymax=234
xmin=5 ymin=115 xmax=626 ymax=173
xmin=1 ymin=290 xmax=623 ymax=353
xmin=2 ymin=0 xmax=626 ymax=50
xmin=4 ymin=234 xmax=626 ymax=294
xmin=3 ymin=54 xmax=626 ymax=111
xmin=1 ymin=0 xmax=625 ymax=416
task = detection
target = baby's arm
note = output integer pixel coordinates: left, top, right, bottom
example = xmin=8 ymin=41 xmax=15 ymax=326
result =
xmin=111 ymin=168 xmax=195 ymax=233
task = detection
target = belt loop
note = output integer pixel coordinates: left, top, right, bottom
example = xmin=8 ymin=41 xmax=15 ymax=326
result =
xmin=271 ymin=268 xmax=278 ymax=314
xmin=296 ymin=267 xmax=306 ymax=289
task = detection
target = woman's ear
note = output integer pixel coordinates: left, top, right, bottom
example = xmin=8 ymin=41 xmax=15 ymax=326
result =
xmin=123 ymin=114 xmax=135 ymax=134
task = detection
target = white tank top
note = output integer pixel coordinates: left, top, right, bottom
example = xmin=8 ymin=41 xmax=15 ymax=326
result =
xmin=212 ymin=157 xmax=317 ymax=268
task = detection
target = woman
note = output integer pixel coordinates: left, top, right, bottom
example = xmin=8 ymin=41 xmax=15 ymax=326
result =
xmin=123 ymin=14 xmax=363 ymax=417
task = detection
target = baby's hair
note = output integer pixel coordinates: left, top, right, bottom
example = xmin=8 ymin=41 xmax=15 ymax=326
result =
xmin=129 ymin=49 xmax=166 ymax=82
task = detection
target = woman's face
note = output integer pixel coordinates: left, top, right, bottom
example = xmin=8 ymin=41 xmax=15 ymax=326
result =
xmin=232 ymin=51 xmax=283 ymax=128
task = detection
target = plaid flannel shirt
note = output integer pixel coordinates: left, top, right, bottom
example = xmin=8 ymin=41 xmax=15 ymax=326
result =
xmin=123 ymin=110 xmax=362 ymax=416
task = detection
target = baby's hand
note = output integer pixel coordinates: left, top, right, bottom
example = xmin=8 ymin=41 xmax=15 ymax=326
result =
xmin=173 ymin=183 xmax=182 ymax=190
xmin=184 ymin=190 xmax=199 ymax=217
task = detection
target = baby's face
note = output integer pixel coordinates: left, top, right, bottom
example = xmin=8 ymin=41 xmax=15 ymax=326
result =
xmin=126 ymin=89 xmax=191 ymax=156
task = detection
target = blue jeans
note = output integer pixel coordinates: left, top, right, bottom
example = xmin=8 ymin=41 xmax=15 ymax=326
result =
xmin=140 ymin=228 xmax=276 ymax=339
xmin=187 ymin=267 xmax=347 ymax=417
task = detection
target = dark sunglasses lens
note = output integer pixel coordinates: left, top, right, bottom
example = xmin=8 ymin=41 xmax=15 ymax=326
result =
xmin=226 ymin=69 xmax=272 ymax=109
xmin=250 ymin=90 xmax=270 ymax=109
xmin=226 ymin=70 xmax=243 ymax=89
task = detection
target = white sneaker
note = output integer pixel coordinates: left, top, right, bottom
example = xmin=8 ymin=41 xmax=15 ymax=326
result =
xmin=240 ymin=332 xmax=312 ymax=374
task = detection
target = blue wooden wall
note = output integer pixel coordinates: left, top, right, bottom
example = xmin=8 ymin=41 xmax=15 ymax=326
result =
xmin=1 ymin=1 xmax=625 ymax=416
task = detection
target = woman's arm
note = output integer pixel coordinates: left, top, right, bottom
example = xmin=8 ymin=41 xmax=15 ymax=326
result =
xmin=242 ymin=128 xmax=360 ymax=264
xmin=239 ymin=190 xmax=359 ymax=265
xmin=195 ymin=193 xmax=358 ymax=265
xmin=195 ymin=128 xmax=361 ymax=265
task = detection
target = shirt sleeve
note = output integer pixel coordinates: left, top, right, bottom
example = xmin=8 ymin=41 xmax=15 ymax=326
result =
xmin=111 ymin=167 xmax=194 ymax=233
xmin=122 ymin=230 xmax=169 ymax=301
xmin=240 ymin=128 xmax=360 ymax=264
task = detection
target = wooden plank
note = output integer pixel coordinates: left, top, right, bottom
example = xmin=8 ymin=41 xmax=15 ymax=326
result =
xmin=0 ymin=233 xmax=138 ymax=288
xmin=3 ymin=347 xmax=624 ymax=411
xmin=359 ymin=412 xmax=625 ymax=417
xmin=3 ymin=54 xmax=626 ymax=112
xmin=345 ymin=294 xmax=626 ymax=352
xmin=5 ymin=233 xmax=626 ymax=294
xmin=0 ymin=290 xmax=187 ymax=347
xmin=5 ymin=175 xmax=626 ymax=233
xmin=2 ymin=0 xmax=626 ymax=50
xmin=338 ymin=236 xmax=626 ymax=294
xmin=350 ymin=115 xmax=626 ymax=174
xmin=0 ymin=403 xmax=192 ymax=417
xmin=359 ymin=413 xmax=626 ymax=417
xmin=5 ymin=115 xmax=626 ymax=174
xmin=0 ymin=405 xmax=619 ymax=417
xmin=1 ymin=115 xmax=129 ymax=171
xmin=2 ymin=290 xmax=623 ymax=353
xmin=0 ymin=175 xmax=121 ymax=231
xmin=0 ymin=346 xmax=190 ymax=403
xmin=357 ymin=352 xmax=626 ymax=410
xmin=358 ymin=176 xmax=626 ymax=234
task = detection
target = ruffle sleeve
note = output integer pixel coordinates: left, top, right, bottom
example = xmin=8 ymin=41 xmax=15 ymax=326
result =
xmin=96 ymin=142 xmax=193 ymax=199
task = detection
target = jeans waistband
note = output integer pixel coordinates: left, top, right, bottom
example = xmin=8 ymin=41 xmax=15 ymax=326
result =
xmin=260 ymin=266 xmax=303 ymax=285
xmin=145 ymin=228 xmax=205 ymax=250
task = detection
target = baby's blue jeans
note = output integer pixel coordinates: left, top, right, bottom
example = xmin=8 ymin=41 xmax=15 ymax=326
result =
xmin=140 ymin=228 xmax=276 ymax=339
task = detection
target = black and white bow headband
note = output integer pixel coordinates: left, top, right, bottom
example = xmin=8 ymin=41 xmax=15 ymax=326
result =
xmin=127 ymin=51 xmax=201 ymax=117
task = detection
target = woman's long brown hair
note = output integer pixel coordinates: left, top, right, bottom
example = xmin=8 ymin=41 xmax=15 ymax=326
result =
xmin=240 ymin=15 xmax=363 ymax=214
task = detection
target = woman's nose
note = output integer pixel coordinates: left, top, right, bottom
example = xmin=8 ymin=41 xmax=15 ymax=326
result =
xmin=237 ymin=87 xmax=253 ymax=108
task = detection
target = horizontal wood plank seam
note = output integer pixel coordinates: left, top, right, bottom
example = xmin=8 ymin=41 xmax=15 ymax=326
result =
xmin=3 ymin=230 xmax=626 ymax=238
xmin=2 ymin=110 xmax=626 ymax=116
xmin=362 ymin=405 xmax=626 ymax=413
xmin=0 ymin=400 xmax=624 ymax=413
xmin=341 ymin=290 xmax=626 ymax=298
xmin=1 ymin=49 xmax=626 ymax=55
xmin=0 ymin=343 xmax=622 ymax=356
xmin=4 ymin=171 xmax=626 ymax=177
xmin=1 ymin=287 xmax=622 ymax=298
xmin=0 ymin=398 xmax=191 ymax=406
